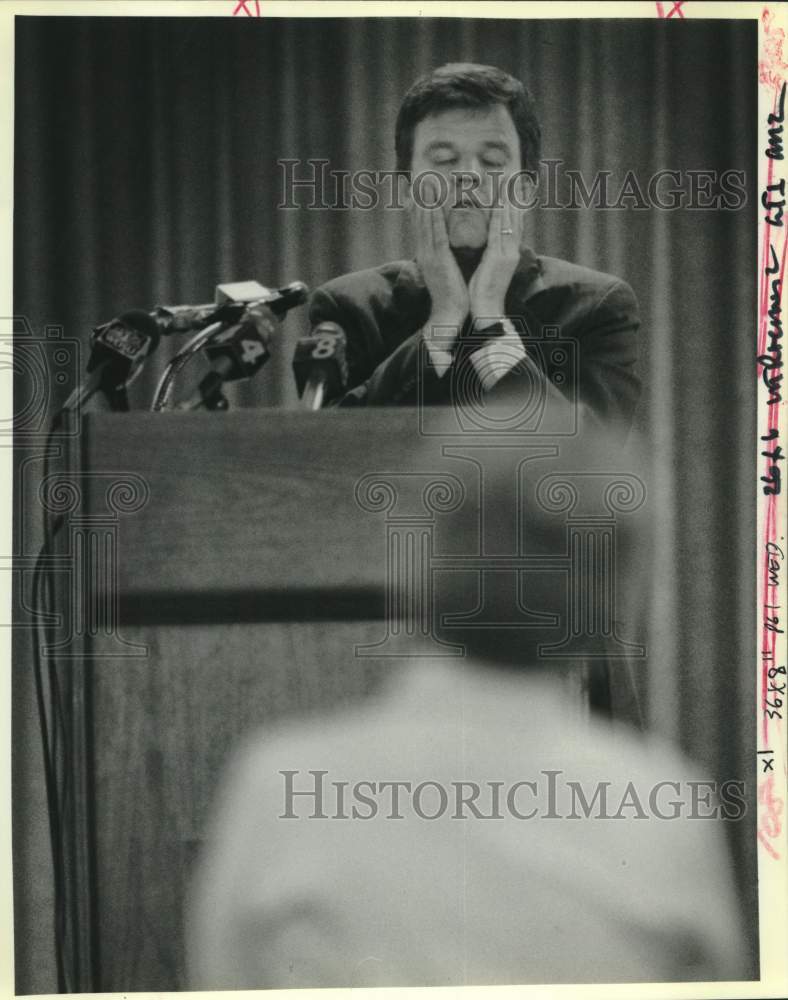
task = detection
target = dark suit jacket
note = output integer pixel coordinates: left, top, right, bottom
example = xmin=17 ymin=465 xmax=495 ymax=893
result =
xmin=308 ymin=247 xmax=641 ymax=429
xmin=308 ymin=250 xmax=645 ymax=727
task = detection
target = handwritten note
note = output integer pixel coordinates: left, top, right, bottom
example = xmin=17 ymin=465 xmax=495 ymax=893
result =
xmin=758 ymin=24 xmax=787 ymax=867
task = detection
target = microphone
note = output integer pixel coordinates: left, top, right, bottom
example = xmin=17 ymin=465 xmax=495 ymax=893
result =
xmin=154 ymin=280 xmax=309 ymax=334
xmin=61 ymin=309 xmax=160 ymax=415
xmin=151 ymin=279 xmax=309 ymax=412
xmin=179 ymin=312 xmax=273 ymax=411
xmin=292 ymin=322 xmax=349 ymax=410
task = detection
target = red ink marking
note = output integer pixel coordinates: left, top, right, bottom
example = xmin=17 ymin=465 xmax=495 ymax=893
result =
xmin=758 ymin=773 xmax=784 ymax=859
xmin=761 ymin=9 xmax=788 ymax=89
xmin=758 ymin=827 xmax=780 ymax=859
xmin=655 ymin=1 xmax=686 ymax=17
xmin=232 ymin=0 xmax=261 ymax=16
xmin=758 ymin=77 xmax=786 ymax=746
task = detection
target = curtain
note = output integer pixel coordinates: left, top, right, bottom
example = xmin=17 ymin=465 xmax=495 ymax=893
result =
xmin=13 ymin=15 xmax=757 ymax=991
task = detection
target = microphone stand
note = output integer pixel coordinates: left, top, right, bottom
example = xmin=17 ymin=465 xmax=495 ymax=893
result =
xmin=176 ymin=370 xmax=230 ymax=411
xmin=301 ymin=373 xmax=326 ymax=411
xmin=150 ymin=321 xmax=224 ymax=412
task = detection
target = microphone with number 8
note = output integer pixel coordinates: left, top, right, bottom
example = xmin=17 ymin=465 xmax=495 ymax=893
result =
xmin=292 ymin=322 xmax=349 ymax=410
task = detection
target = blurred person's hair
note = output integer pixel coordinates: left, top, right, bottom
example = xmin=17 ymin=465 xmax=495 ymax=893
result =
xmin=425 ymin=407 xmax=650 ymax=671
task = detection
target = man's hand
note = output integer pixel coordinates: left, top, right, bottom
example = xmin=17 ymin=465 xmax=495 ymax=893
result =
xmin=410 ymin=176 xmax=469 ymax=346
xmin=468 ymin=179 xmax=525 ymax=322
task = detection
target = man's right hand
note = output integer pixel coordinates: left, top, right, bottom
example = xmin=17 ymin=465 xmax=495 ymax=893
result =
xmin=410 ymin=176 xmax=469 ymax=348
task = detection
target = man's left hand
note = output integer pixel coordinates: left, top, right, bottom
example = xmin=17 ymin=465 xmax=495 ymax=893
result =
xmin=468 ymin=180 xmax=525 ymax=321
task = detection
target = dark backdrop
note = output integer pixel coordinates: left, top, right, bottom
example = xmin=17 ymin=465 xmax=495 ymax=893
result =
xmin=13 ymin=15 xmax=757 ymax=992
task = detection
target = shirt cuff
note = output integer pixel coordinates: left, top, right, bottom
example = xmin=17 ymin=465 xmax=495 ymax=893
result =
xmin=422 ymin=334 xmax=454 ymax=378
xmin=469 ymin=319 xmax=527 ymax=391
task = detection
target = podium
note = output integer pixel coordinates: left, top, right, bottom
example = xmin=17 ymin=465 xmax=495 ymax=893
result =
xmin=41 ymin=408 xmax=639 ymax=991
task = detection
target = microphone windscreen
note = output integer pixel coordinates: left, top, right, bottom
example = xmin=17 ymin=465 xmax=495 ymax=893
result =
xmin=292 ymin=324 xmax=348 ymax=398
xmin=88 ymin=309 xmax=161 ymax=373
xmin=273 ymin=281 xmax=309 ymax=314
xmin=204 ymin=321 xmax=270 ymax=380
xmin=116 ymin=309 xmax=162 ymax=355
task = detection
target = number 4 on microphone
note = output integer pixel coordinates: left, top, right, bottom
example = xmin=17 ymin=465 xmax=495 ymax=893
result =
xmin=205 ymin=321 xmax=270 ymax=380
xmin=241 ymin=338 xmax=267 ymax=365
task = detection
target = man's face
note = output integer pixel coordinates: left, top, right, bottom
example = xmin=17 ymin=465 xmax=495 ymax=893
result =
xmin=409 ymin=103 xmax=522 ymax=251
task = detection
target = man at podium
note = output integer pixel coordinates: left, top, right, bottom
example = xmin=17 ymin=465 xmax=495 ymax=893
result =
xmin=309 ymin=62 xmax=641 ymax=429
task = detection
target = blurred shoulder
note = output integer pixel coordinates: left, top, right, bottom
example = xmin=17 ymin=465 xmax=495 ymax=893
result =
xmin=312 ymin=260 xmax=416 ymax=305
xmin=536 ymin=254 xmax=638 ymax=307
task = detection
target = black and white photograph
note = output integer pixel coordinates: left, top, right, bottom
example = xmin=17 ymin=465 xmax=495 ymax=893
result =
xmin=6 ymin=2 xmax=787 ymax=996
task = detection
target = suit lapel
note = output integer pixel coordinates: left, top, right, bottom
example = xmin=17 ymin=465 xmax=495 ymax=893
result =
xmin=504 ymin=246 xmax=545 ymax=318
xmin=391 ymin=260 xmax=432 ymax=334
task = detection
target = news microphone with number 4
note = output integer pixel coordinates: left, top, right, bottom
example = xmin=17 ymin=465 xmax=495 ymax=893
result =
xmin=292 ymin=322 xmax=349 ymax=410
xmin=180 ymin=315 xmax=273 ymax=410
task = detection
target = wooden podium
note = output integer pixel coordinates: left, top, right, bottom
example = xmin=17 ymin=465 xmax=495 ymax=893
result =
xmin=46 ymin=407 xmax=629 ymax=991
xmin=51 ymin=408 xmax=478 ymax=991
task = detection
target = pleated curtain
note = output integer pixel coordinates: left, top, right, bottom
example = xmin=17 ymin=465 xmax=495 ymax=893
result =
xmin=14 ymin=15 xmax=758 ymax=990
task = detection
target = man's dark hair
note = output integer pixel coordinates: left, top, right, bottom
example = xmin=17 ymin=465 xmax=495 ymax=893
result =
xmin=395 ymin=62 xmax=542 ymax=174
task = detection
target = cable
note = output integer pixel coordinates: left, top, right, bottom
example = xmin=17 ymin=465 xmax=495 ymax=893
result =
xmin=150 ymin=320 xmax=224 ymax=411
xmin=32 ymin=412 xmax=76 ymax=992
xmin=31 ymin=548 xmax=64 ymax=990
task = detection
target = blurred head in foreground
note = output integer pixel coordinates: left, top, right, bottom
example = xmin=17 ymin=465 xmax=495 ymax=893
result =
xmin=422 ymin=405 xmax=652 ymax=682
xmin=187 ymin=405 xmax=749 ymax=991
